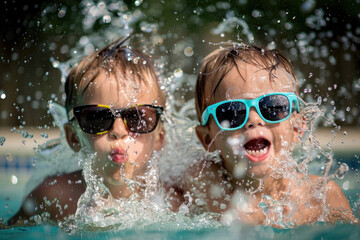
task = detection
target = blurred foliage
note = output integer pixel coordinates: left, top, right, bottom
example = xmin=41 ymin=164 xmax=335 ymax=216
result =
xmin=0 ymin=0 xmax=359 ymax=128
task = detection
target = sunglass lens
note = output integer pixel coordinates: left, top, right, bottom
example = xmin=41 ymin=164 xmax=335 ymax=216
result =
xmin=124 ymin=106 xmax=158 ymax=133
xmin=79 ymin=107 xmax=114 ymax=134
xmin=216 ymin=102 xmax=246 ymax=129
xmin=259 ymin=95 xmax=290 ymax=121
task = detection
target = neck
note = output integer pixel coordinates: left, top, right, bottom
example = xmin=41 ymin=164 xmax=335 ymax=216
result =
xmin=226 ymin=171 xmax=262 ymax=194
xmin=229 ymin=173 xmax=293 ymax=200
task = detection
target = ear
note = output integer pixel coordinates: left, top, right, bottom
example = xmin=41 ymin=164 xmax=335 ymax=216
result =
xmin=195 ymin=125 xmax=216 ymax=152
xmin=292 ymin=113 xmax=306 ymax=143
xmin=154 ymin=125 xmax=166 ymax=151
xmin=64 ymin=123 xmax=81 ymax=152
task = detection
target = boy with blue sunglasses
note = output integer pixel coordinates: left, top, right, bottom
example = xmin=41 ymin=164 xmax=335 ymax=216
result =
xmin=171 ymin=44 xmax=354 ymax=226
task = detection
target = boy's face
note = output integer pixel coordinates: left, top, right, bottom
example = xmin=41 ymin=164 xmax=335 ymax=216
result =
xmin=66 ymin=71 xmax=165 ymax=197
xmin=196 ymin=61 xmax=301 ymax=180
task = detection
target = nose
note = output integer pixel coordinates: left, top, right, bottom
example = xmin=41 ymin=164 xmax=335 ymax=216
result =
xmin=108 ymin=118 xmax=129 ymax=139
xmin=244 ymin=107 xmax=265 ymax=129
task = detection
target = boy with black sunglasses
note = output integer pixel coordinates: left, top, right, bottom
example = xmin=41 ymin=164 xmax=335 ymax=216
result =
xmin=9 ymin=36 xmax=166 ymax=225
xmin=169 ymin=43 xmax=354 ymax=226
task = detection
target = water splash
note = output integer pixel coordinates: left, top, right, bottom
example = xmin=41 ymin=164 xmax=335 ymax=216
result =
xmin=5 ymin=0 xmax=358 ymax=234
xmin=211 ymin=11 xmax=254 ymax=43
xmin=0 ymin=136 xmax=6 ymax=146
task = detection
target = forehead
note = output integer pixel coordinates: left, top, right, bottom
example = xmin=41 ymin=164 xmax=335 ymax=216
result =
xmin=213 ymin=61 xmax=297 ymax=101
xmin=81 ymin=70 xmax=160 ymax=107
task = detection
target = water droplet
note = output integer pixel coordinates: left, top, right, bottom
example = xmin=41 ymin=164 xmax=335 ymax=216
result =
xmin=316 ymin=96 xmax=322 ymax=105
xmin=52 ymin=60 xmax=59 ymax=68
xmin=184 ymin=47 xmax=194 ymax=57
xmin=11 ymin=175 xmax=18 ymax=184
xmin=40 ymin=133 xmax=48 ymax=139
xmin=335 ymin=163 xmax=349 ymax=179
xmin=0 ymin=137 xmax=5 ymax=146
xmin=103 ymin=15 xmax=111 ymax=23
xmin=174 ymin=68 xmax=183 ymax=78
xmin=58 ymin=9 xmax=66 ymax=18
xmin=134 ymin=0 xmax=143 ymax=6
xmin=342 ymin=180 xmax=350 ymax=190
xmin=6 ymin=153 xmax=13 ymax=161
xmin=346 ymin=107 xmax=351 ymax=112
xmin=133 ymin=57 xmax=139 ymax=64
xmin=21 ymin=130 xmax=33 ymax=139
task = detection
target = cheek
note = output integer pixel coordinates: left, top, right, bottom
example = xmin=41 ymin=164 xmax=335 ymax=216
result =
xmin=89 ymin=137 xmax=106 ymax=153
xmin=82 ymin=135 xmax=111 ymax=163
xmin=128 ymin=134 xmax=156 ymax=156
xmin=79 ymin=132 xmax=99 ymax=151
xmin=273 ymin=123 xmax=294 ymax=150
xmin=211 ymin=130 xmax=240 ymax=155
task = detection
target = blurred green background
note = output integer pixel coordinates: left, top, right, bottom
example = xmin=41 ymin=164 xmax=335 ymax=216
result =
xmin=1 ymin=0 xmax=360 ymax=129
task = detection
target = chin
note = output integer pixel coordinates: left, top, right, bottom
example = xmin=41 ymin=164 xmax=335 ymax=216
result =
xmin=105 ymin=175 xmax=127 ymax=186
xmin=246 ymin=162 xmax=273 ymax=179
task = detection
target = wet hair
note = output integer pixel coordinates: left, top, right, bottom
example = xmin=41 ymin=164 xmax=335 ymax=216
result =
xmin=65 ymin=36 xmax=165 ymax=116
xmin=195 ymin=43 xmax=299 ymax=122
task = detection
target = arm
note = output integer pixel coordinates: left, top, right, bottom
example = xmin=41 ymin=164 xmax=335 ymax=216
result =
xmin=7 ymin=170 xmax=86 ymax=226
xmin=325 ymin=180 xmax=355 ymax=223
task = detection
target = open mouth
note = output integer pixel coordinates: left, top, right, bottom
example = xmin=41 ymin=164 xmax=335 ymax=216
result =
xmin=243 ymin=138 xmax=271 ymax=162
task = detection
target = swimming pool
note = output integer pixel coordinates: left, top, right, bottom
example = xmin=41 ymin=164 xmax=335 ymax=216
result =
xmin=0 ymin=223 xmax=359 ymax=240
xmin=1 ymin=151 xmax=359 ymax=240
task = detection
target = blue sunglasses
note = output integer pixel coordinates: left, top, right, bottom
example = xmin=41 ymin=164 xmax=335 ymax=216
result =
xmin=201 ymin=92 xmax=300 ymax=131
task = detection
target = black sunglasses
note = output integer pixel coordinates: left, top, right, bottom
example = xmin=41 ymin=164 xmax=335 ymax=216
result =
xmin=68 ymin=104 xmax=163 ymax=134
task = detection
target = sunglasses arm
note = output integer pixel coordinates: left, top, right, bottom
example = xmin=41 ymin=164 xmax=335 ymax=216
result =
xmin=67 ymin=109 xmax=75 ymax=122
xmin=201 ymin=108 xmax=210 ymax=126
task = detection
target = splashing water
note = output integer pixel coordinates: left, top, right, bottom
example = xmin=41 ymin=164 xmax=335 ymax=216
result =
xmin=2 ymin=0 xmax=359 ymax=238
xmin=0 ymin=136 xmax=6 ymax=146
xmin=219 ymin=98 xmax=355 ymax=228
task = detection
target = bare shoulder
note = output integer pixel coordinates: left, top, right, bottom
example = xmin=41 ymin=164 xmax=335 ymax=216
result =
xmin=324 ymin=180 xmax=354 ymax=223
xmin=7 ymin=170 xmax=86 ymax=226
xmin=306 ymin=174 xmax=354 ymax=223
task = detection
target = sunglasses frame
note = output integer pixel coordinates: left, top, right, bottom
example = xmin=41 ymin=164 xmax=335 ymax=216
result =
xmin=201 ymin=92 xmax=300 ymax=131
xmin=68 ymin=104 xmax=164 ymax=135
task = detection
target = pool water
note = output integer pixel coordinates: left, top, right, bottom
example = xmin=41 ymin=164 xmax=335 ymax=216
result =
xmin=1 ymin=221 xmax=359 ymax=240
xmin=1 ymin=153 xmax=360 ymax=240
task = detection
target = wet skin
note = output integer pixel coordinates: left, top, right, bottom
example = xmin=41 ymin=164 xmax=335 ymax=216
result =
xmin=8 ymin=71 xmax=165 ymax=225
xmin=174 ymin=60 xmax=354 ymax=225
xmin=196 ymin=61 xmax=301 ymax=182
xmin=73 ymin=71 xmax=165 ymax=198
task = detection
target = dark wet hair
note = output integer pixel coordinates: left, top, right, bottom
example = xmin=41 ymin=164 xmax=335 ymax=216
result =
xmin=65 ymin=35 xmax=165 ymax=115
xmin=195 ymin=43 xmax=299 ymax=122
